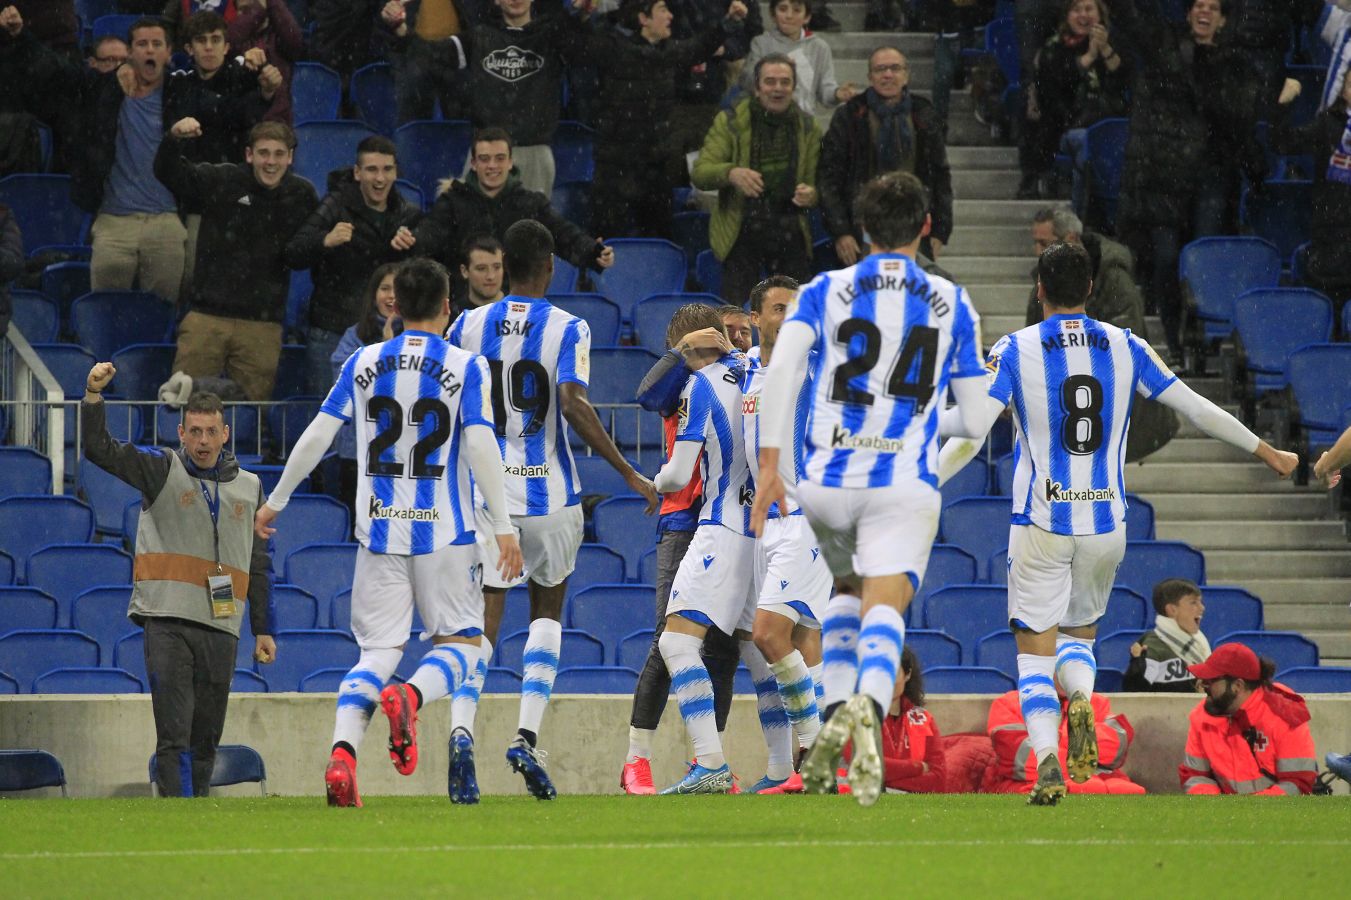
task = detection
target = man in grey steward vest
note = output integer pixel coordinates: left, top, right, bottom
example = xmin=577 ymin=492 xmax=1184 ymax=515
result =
xmin=82 ymin=362 xmax=277 ymax=798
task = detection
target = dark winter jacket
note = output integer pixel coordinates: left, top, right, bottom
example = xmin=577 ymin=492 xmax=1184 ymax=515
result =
xmin=283 ymin=170 xmax=421 ymax=333
xmin=1271 ymin=102 xmax=1351 ymax=285
xmin=589 ymin=21 xmax=727 ymax=167
xmin=669 ymin=0 xmax=761 ymax=104
xmin=1114 ymin=0 xmax=1266 ymax=232
xmin=817 ymin=89 xmax=954 ymax=244
xmin=155 ymin=135 xmax=318 ymax=323
xmin=1034 ymin=33 xmax=1131 ymax=132
xmin=309 ymin=0 xmax=384 ymax=76
xmin=226 ymin=0 xmax=306 ymax=124
xmin=414 ymin=170 xmax=604 ymax=274
xmin=0 ymin=204 xmax=21 ymax=335
xmin=13 ymin=0 xmax=78 ymax=53
xmin=171 ymin=59 xmax=272 ymax=167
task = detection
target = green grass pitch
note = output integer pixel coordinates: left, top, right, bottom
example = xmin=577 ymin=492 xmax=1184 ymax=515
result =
xmin=2 ymin=795 xmax=1347 ymax=897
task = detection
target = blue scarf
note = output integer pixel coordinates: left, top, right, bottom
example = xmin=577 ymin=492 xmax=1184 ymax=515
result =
xmin=866 ymin=87 xmax=913 ymax=173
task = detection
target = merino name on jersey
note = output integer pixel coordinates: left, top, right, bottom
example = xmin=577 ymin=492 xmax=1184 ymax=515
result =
xmin=787 ymin=254 xmax=985 ymax=489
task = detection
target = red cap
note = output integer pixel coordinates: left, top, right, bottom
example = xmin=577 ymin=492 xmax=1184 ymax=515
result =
xmin=1188 ymin=643 xmax=1261 ymax=681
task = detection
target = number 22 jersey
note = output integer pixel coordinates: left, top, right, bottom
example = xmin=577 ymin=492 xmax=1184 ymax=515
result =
xmin=788 ymin=254 xmax=985 ymax=490
xmin=323 ymin=330 xmax=493 ymax=555
xmin=448 ymin=297 xmax=590 ymax=517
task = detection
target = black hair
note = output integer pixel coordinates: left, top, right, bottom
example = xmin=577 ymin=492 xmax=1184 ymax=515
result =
xmin=461 ymin=234 xmax=504 ymax=266
xmin=355 ymin=135 xmax=397 ymax=165
xmin=503 ymin=219 xmax=555 ymax=285
xmin=753 ymin=52 xmax=797 ymax=88
xmin=901 ymin=645 xmax=925 ymax=707
xmin=749 ymin=275 xmax=799 ymax=313
xmin=1037 ymin=240 xmax=1093 ymax=309
xmin=182 ymin=9 xmax=226 ymax=44
xmin=471 ymin=126 xmax=514 ymax=156
xmin=854 ymin=172 xmax=929 ymax=249
xmin=393 ymin=258 xmax=450 ymax=322
xmin=127 ymin=16 xmax=171 ymax=44
xmin=356 ymin=262 xmax=403 ymax=345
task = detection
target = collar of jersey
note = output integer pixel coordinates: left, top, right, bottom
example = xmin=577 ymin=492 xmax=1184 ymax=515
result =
xmin=1046 ymin=313 xmax=1087 ymax=321
xmin=503 ymin=294 xmax=545 ymax=304
xmin=401 ymin=328 xmax=440 ymax=337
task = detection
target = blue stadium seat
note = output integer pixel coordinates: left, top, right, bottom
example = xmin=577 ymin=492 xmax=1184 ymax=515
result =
xmin=631 ymin=293 xmax=721 ymax=355
xmin=270 ymin=346 xmax=311 ymax=403
xmin=1083 ymin=117 xmax=1129 ymax=227
xmin=939 ymin=497 xmax=1010 ymax=579
xmin=922 ymin=585 xmax=1009 ymax=657
xmin=922 ymin=666 xmax=1016 ymax=693
xmin=0 ymin=174 xmax=86 ymax=250
xmin=914 ymin=544 xmax=978 ymax=619
xmin=551 ymin=182 xmax=591 ymax=232
xmin=272 ymin=584 xmax=320 ymax=631
xmin=121 ymin=499 xmax=141 ymax=551
xmin=147 ymin=744 xmax=267 ymax=795
xmin=695 ymin=249 xmax=721 ymax=295
xmin=587 ymin=347 xmax=662 ymax=452
xmin=1124 ymin=495 xmax=1155 ymax=540
xmin=572 ymin=454 xmax=642 ymax=500
xmin=70 ymin=292 xmax=175 ymax=361
xmin=0 ymin=749 xmax=68 ymax=794
xmin=9 ymin=290 xmax=59 ymax=342
xmin=394 ymin=120 xmax=473 ymax=203
xmin=284 ymin=543 xmax=357 ymax=610
xmin=1244 ymin=180 xmax=1313 ymax=264
xmin=41 ymin=260 xmax=90 ymax=315
xmin=735 ymin=664 xmax=755 ymax=694
xmin=0 ymin=671 xmax=17 ymax=693
xmin=298 ymin=667 xmax=349 ymax=692
xmin=91 ymin=13 xmax=138 ymax=38
xmin=593 ymin=240 xmax=687 ymax=323
xmin=76 ymin=0 xmax=121 ymax=33
xmin=1116 ymin=540 xmax=1205 ymax=597
xmin=0 ymin=496 xmax=95 ymax=565
xmin=0 ymin=629 xmax=100 ymax=687
xmin=940 ymin=457 xmax=990 ymax=507
xmin=485 ymin=667 xmax=522 ymax=693
xmin=113 ymin=630 xmax=145 ymax=683
xmin=1273 ymin=666 xmax=1351 ymax=693
xmin=1216 ymin=630 xmax=1320 ymax=671
xmin=1179 ymin=237 xmax=1281 ymax=344
xmin=0 ymin=587 xmax=58 ymax=630
xmin=269 ymin=495 xmax=351 ymax=572
xmin=70 ymin=585 xmax=135 ymax=658
xmin=32 ymin=344 xmax=98 ymax=397
xmin=1098 ymin=587 xmax=1149 ymax=636
xmin=290 ymin=62 xmax=342 ymax=123
xmin=994 ymin=452 xmax=1015 ymax=495
xmin=906 ymin=629 xmax=963 ymax=668
xmin=617 ymin=628 xmax=655 ymax=669
xmin=79 ymin=459 xmax=142 ymax=536
xmin=293 ymin=121 xmax=379 ymax=191
xmin=32 ymin=666 xmax=142 ymax=694
xmin=592 ymin=495 xmax=660 ymax=579
xmin=547 ymin=293 xmax=622 ymax=345
xmin=1234 ymin=288 xmax=1332 ymax=396
xmin=286 ymin=269 xmax=312 ymax=333
xmin=1287 ymin=344 xmax=1351 ymax=449
xmin=571 ymin=546 xmax=628 ymax=593
xmin=110 ymin=343 xmax=177 ymax=401
xmin=553 ymin=665 xmax=639 ymax=693
xmin=607 ymin=406 xmax=664 ymax=454
xmin=671 ymin=211 xmax=711 ymax=269
xmin=494 ymin=628 xmax=605 ymax=674
xmin=265 ymin=629 xmax=360 ymax=691
xmin=152 ymin=403 xmax=262 ymax=454
xmin=552 ymin=121 xmax=595 ymax=182
xmin=0 ymin=447 xmax=52 ymax=497
xmin=986 ymin=548 xmax=1009 ymax=586
xmin=548 ymin=254 xmax=580 ymax=293
xmin=329 ymin=589 xmax=352 ymax=633
xmin=395 ymin=178 xmax=425 ymax=212
xmin=1095 ymin=667 xmax=1125 ymax=692
xmin=232 ymin=668 xmax=269 ymax=692
xmin=350 ymin=62 xmax=397 ymax=135
xmin=567 ymin=584 xmax=654 ymax=662
xmin=1094 ymin=628 xmax=1144 ymax=671
xmin=637 ymin=547 xmax=658 ymax=588
xmin=27 ymin=544 xmax=132 ymax=621
xmin=0 ymin=551 xmax=14 ymax=585
xmin=1199 ymin=585 xmax=1264 ymax=634
xmin=268 ymin=396 xmax=322 ymax=452
xmin=974 ymin=630 xmax=1018 ymax=680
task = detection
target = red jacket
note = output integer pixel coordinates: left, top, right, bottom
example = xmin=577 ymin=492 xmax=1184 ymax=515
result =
xmin=882 ymin=699 xmax=946 ymax=793
xmin=1179 ymin=684 xmax=1316 ymax=795
xmin=659 ymin=413 xmax=702 ymax=516
xmin=987 ymin=690 xmax=1142 ymax=794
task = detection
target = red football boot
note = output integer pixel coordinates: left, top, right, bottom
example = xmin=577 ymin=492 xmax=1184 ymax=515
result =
xmin=380 ymin=683 xmax=420 ymax=776
xmin=620 ymin=758 xmax=657 ymax=795
xmin=325 ymin=748 xmax=362 ymax=807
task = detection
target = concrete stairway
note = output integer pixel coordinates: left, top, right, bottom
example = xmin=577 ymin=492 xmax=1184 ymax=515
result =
xmin=800 ymin=7 xmax=1351 ymax=664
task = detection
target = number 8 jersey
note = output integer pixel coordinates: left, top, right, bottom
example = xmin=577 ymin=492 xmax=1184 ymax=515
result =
xmin=788 ymin=254 xmax=985 ymax=490
xmin=448 ymin=297 xmax=589 ymax=517
xmin=986 ymin=314 xmax=1177 ymax=536
xmin=323 ymin=330 xmax=493 ymax=555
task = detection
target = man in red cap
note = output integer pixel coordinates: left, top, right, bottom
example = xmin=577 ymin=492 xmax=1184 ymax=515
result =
xmin=1178 ymin=643 xmax=1317 ymax=795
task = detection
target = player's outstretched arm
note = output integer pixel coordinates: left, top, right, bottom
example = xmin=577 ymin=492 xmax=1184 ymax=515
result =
xmin=254 ymin=413 xmax=343 ymax=538
xmin=653 ymin=439 xmax=702 ymax=494
xmin=751 ymin=321 xmax=813 ymax=535
xmin=559 ymin=382 xmax=660 ymax=513
xmin=940 ymin=375 xmax=1001 ymax=439
xmin=1313 ymin=424 xmax=1351 ymax=488
xmin=464 ymin=422 xmax=524 ymax=581
xmin=1152 ymin=380 xmax=1298 ymax=478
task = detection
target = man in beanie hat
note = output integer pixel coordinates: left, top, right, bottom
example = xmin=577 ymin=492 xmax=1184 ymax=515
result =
xmin=1178 ymin=643 xmax=1317 ymax=795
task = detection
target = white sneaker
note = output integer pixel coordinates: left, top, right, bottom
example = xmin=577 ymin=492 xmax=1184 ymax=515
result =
xmin=846 ymin=695 xmax=884 ymax=807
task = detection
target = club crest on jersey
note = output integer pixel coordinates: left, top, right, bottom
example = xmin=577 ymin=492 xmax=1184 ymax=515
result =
xmin=1063 ymin=319 xmax=1081 ymax=330
xmin=509 ymin=302 xmax=530 ymax=314
xmin=702 ymin=555 xmax=715 ymax=569
xmin=1044 ymin=479 xmax=1117 ymax=503
xmin=676 ymin=396 xmax=690 ymax=425
xmin=406 ymin=336 xmax=425 ymax=347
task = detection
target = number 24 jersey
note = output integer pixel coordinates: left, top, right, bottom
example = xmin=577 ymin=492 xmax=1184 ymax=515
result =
xmin=788 ymin=254 xmax=986 ymax=490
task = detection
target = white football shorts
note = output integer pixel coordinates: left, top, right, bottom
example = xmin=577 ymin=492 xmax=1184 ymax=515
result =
xmin=755 ymin=512 xmax=831 ymax=628
xmin=475 ymin=504 xmax=584 ymax=590
xmin=1006 ymin=523 xmax=1126 ymax=634
xmin=796 ymin=479 xmax=941 ymax=585
xmin=350 ymin=543 xmax=483 ymax=650
xmin=666 ymin=522 xmax=757 ymax=635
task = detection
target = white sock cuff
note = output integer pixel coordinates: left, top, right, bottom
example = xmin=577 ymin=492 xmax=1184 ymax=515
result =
xmin=770 ymin=649 xmax=805 ymax=675
xmin=827 ymin=593 xmax=862 ymax=614
xmin=1056 ymin=634 xmax=1093 ymax=650
xmin=357 ymin=647 xmax=404 ymax=681
xmin=659 ymin=629 xmax=702 ymax=656
xmin=528 ymin=618 xmax=563 ymax=641
xmin=1017 ymin=652 xmax=1058 ymax=678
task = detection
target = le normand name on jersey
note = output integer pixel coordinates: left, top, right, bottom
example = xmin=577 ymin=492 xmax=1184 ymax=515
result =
xmin=831 ymin=267 xmax=951 ymax=317
xmin=353 ymin=352 xmax=464 ymax=394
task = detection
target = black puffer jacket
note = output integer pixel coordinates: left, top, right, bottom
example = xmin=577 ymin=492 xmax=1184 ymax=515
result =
xmin=1114 ymin=0 xmax=1266 ymax=232
xmin=309 ymin=0 xmax=384 ymax=76
xmin=817 ymin=89 xmax=954 ymax=244
xmin=1271 ymin=103 xmax=1351 ymax=285
xmin=283 ymin=170 xmax=420 ymax=334
xmin=669 ymin=0 xmax=760 ymax=104
xmin=0 ymin=204 xmax=21 ymax=335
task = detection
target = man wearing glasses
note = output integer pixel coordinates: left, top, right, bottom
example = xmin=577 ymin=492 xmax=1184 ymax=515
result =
xmin=818 ymin=45 xmax=953 ymax=267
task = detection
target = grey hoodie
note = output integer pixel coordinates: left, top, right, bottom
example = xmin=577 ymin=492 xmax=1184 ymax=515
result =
xmin=742 ymin=27 xmax=840 ymax=114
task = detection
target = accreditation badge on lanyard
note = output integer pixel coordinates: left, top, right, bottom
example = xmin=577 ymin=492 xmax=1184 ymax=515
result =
xmin=201 ymin=477 xmax=236 ymax=619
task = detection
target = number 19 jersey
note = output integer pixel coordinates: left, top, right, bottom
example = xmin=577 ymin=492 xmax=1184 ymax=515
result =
xmin=788 ymin=253 xmax=985 ymax=490
xmin=322 ymin=330 xmax=492 ymax=555
xmin=448 ymin=296 xmax=589 ymax=517
xmin=987 ymin=314 xmax=1177 ymax=536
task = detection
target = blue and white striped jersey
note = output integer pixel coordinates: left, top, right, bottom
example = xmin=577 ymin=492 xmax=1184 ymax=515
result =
xmin=321 ymin=330 xmax=492 ymax=555
xmin=987 ymin=314 xmax=1178 ymax=536
xmin=788 ymin=253 xmax=986 ymax=489
xmin=742 ymin=347 xmax=811 ymax=518
xmin=677 ymin=354 xmax=754 ymax=536
xmin=448 ymin=296 xmax=590 ymax=517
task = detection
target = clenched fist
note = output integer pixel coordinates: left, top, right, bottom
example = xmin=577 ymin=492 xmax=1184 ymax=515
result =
xmin=324 ymin=222 xmax=355 ymax=248
xmin=86 ymin=362 xmax=116 ymax=395
xmin=170 ymin=117 xmax=203 ymax=138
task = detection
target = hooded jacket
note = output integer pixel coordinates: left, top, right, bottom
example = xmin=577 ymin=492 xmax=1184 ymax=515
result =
xmin=1179 ymin=684 xmax=1316 ymax=795
xmin=988 ymin=690 xmax=1143 ymax=794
